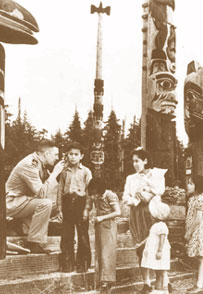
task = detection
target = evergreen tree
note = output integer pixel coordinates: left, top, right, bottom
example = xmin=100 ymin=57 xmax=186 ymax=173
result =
xmin=5 ymin=99 xmax=40 ymax=173
xmin=103 ymin=110 xmax=122 ymax=191
xmin=65 ymin=109 xmax=83 ymax=145
xmin=82 ymin=110 xmax=95 ymax=168
xmin=38 ymin=128 xmax=48 ymax=140
xmin=52 ymin=129 xmax=66 ymax=159
xmin=123 ymin=116 xmax=141 ymax=176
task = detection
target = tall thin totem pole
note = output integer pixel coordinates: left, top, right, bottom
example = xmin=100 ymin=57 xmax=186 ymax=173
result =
xmin=0 ymin=0 xmax=38 ymax=258
xmin=141 ymin=0 xmax=177 ymax=185
xmin=90 ymin=2 xmax=110 ymax=178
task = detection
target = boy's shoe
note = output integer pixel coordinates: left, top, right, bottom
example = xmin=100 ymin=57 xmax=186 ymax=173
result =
xmin=139 ymin=284 xmax=153 ymax=294
xmin=76 ymin=264 xmax=87 ymax=273
xmin=61 ymin=263 xmax=74 ymax=273
xmin=59 ymin=254 xmax=74 ymax=273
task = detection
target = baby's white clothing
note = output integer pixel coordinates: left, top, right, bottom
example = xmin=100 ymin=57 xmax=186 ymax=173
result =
xmin=123 ymin=168 xmax=167 ymax=206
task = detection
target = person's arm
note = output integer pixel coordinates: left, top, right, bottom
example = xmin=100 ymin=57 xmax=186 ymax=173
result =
xmin=185 ymin=209 xmax=203 ymax=240
xmin=21 ymin=160 xmax=64 ymax=198
xmin=95 ymin=202 xmax=121 ymax=223
xmin=123 ymin=176 xmax=140 ymax=206
xmin=83 ymin=169 xmax=93 ymax=221
xmin=83 ymin=195 xmax=93 ymax=221
xmin=57 ymin=172 xmax=65 ymax=213
xmin=156 ymin=234 xmax=166 ymax=259
xmin=139 ymin=190 xmax=154 ymax=202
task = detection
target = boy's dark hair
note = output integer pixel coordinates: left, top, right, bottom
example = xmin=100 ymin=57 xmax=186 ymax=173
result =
xmin=194 ymin=175 xmax=203 ymax=194
xmin=66 ymin=142 xmax=84 ymax=154
xmin=37 ymin=139 xmax=56 ymax=152
xmin=88 ymin=178 xmax=106 ymax=195
xmin=132 ymin=148 xmax=153 ymax=169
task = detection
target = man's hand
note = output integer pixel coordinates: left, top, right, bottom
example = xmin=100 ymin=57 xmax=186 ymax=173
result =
xmin=83 ymin=209 xmax=89 ymax=221
xmin=52 ymin=160 xmax=65 ymax=177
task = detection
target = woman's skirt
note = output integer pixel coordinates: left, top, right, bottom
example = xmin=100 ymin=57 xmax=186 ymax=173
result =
xmin=129 ymin=202 xmax=154 ymax=247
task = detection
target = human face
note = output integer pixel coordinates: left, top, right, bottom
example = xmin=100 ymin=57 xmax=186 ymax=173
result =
xmin=44 ymin=147 xmax=59 ymax=166
xmin=187 ymin=179 xmax=195 ymax=194
xmin=132 ymin=154 xmax=147 ymax=173
xmin=67 ymin=148 xmax=83 ymax=166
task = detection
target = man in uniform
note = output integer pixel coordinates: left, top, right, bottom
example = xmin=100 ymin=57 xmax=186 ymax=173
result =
xmin=6 ymin=139 xmax=64 ymax=253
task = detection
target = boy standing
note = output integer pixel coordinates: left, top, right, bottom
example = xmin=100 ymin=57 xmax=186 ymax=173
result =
xmin=57 ymin=142 xmax=92 ymax=273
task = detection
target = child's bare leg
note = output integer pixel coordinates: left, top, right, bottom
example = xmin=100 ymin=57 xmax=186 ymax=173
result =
xmin=140 ymin=267 xmax=151 ymax=286
xmin=155 ymin=270 xmax=164 ymax=290
xmin=197 ymin=257 xmax=203 ymax=288
xmin=163 ymin=271 xmax=169 ymax=290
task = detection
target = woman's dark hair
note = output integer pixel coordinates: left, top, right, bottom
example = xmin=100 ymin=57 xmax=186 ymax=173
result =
xmin=132 ymin=148 xmax=153 ymax=169
xmin=194 ymin=175 xmax=203 ymax=194
xmin=88 ymin=178 xmax=106 ymax=195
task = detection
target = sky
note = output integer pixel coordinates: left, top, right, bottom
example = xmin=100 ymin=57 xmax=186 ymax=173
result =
xmin=3 ymin=0 xmax=203 ymax=144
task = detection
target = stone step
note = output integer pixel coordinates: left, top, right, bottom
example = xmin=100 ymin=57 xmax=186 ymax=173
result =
xmin=0 ymin=267 xmax=136 ymax=294
xmin=0 ymin=241 xmax=186 ymax=282
xmin=5 ymin=237 xmax=188 ymax=279
xmin=0 ymin=249 xmax=139 ymax=279
xmin=0 ymin=269 xmax=195 ymax=294
xmin=8 ymin=233 xmax=134 ymax=251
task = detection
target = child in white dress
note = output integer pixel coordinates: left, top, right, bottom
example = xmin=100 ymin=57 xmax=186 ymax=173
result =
xmin=141 ymin=196 xmax=171 ymax=294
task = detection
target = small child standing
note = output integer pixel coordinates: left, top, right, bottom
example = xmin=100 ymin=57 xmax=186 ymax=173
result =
xmin=57 ymin=142 xmax=92 ymax=273
xmin=185 ymin=175 xmax=203 ymax=294
xmin=141 ymin=196 xmax=171 ymax=294
xmin=84 ymin=178 xmax=121 ymax=294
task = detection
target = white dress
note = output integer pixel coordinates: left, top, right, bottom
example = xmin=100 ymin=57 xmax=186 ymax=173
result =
xmin=141 ymin=221 xmax=171 ymax=270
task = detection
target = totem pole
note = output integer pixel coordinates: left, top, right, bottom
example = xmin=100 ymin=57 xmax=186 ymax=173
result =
xmin=90 ymin=2 xmax=110 ymax=178
xmin=0 ymin=0 xmax=38 ymax=258
xmin=90 ymin=2 xmax=110 ymax=289
xmin=141 ymin=0 xmax=177 ymax=185
xmin=184 ymin=61 xmax=203 ymax=182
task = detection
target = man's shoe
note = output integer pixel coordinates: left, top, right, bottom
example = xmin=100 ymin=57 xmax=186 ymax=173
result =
xmin=25 ymin=242 xmax=51 ymax=254
xmin=139 ymin=284 xmax=153 ymax=294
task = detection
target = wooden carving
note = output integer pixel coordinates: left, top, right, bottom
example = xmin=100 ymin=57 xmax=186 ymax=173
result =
xmin=184 ymin=61 xmax=203 ymax=177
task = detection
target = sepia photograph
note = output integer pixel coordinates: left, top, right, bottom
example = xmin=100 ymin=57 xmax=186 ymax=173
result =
xmin=1 ymin=0 xmax=203 ymax=293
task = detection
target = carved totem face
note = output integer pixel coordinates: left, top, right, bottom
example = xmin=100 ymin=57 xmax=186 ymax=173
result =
xmin=148 ymin=62 xmax=177 ymax=114
xmin=184 ymin=63 xmax=203 ymax=139
xmin=147 ymin=0 xmax=177 ymax=115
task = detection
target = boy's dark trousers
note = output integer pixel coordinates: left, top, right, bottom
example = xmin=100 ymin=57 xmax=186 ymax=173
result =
xmin=60 ymin=194 xmax=91 ymax=271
